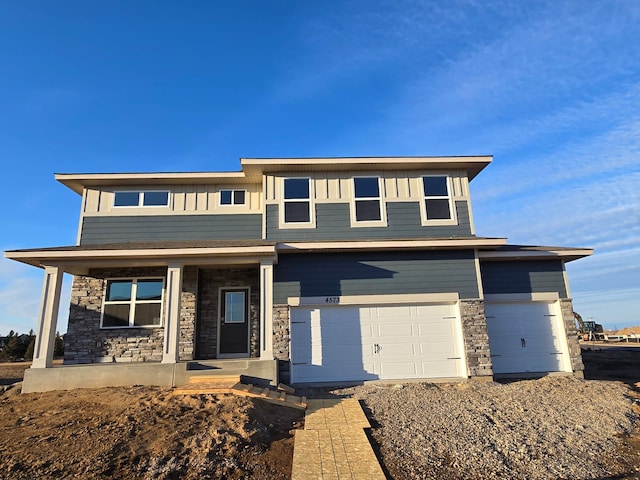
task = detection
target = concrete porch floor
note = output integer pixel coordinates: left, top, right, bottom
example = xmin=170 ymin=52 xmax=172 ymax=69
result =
xmin=21 ymin=358 xmax=278 ymax=393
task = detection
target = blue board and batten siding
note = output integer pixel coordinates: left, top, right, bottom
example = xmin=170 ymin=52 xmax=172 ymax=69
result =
xmin=266 ymin=201 xmax=472 ymax=241
xmin=480 ymin=261 xmax=568 ymax=298
xmin=80 ymin=215 xmax=262 ymax=244
xmin=273 ymin=251 xmax=480 ymax=304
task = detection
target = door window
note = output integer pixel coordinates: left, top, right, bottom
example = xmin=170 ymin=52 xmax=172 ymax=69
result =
xmin=224 ymin=291 xmax=246 ymax=323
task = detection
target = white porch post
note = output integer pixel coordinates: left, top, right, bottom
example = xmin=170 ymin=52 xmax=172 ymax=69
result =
xmin=260 ymin=260 xmax=274 ymax=359
xmin=162 ymin=263 xmax=183 ymax=364
xmin=32 ymin=265 xmax=64 ymax=368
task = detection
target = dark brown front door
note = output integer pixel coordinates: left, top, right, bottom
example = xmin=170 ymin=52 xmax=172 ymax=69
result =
xmin=218 ymin=288 xmax=250 ymax=357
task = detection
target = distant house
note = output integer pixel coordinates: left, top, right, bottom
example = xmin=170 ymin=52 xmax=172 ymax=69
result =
xmin=4 ymin=156 xmax=592 ymax=392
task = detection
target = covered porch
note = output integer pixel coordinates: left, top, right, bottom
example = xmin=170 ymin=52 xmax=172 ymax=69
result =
xmin=5 ymin=240 xmax=279 ymax=393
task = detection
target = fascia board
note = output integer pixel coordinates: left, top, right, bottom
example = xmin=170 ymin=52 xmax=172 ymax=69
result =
xmin=277 ymin=238 xmax=507 ymax=251
xmin=478 ymin=249 xmax=594 ymax=261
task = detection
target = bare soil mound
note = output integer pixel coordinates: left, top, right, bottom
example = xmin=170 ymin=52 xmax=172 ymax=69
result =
xmin=0 ymin=383 xmax=303 ymax=479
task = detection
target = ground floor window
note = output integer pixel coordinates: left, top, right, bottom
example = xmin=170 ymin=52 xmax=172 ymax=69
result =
xmin=101 ymin=278 xmax=164 ymax=328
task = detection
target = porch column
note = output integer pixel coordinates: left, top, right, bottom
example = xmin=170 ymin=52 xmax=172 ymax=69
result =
xmin=32 ymin=265 xmax=63 ymax=368
xmin=260 ymin=260 xmax=274 ymax=359
xmin=162 ymin=263 xmax=183 ymax=364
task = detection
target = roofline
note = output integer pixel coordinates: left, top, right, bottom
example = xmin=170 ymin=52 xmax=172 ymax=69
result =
xmin=55 ymin=171 xmax=250 ymax=195
xmin=55 ymin=155 xmax=493 ymax=194
xmin=241 ymin=156 xmax=492 ymax=180
xmin=278 ymin=238 xmax=507 ymax=251
xmin=4 ymin=245 xmax=278 ymax=274
xmin=478 ymin=248 xmax=594 ymax=262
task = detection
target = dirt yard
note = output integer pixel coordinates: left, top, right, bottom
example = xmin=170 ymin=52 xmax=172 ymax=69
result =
xmin=1 ymin=345 xmax=639 ymax=480
xmin=0 ymin=365 xmax=303 ymax=479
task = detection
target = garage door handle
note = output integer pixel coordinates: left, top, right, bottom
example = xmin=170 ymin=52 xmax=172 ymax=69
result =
xmin=447 ymin=357 xmax=461 ymax=360
xmin=550 ymin=352 xmax=562 ymax=355
xmin=374 ymin=344 xmax=382 ymax=354
xmin=521 ymin=338 xmax=526 ymax=348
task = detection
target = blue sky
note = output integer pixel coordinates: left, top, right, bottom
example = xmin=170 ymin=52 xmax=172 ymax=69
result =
xmin=1 ymin=0 xmax=639 ymax=334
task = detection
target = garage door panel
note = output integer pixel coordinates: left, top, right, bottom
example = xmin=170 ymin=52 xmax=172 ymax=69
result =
xmin=379 ymin=342 xmax=416 ymax=356
xmin=380 ymin=362 xmax=418 ymax=378
xmin=377 ymin=323 xmax=415 ymax=337
xmin=421 ymin=359 xmax=461 ymax=377
xmin=419 ymin=341 xmax=458 ymax=356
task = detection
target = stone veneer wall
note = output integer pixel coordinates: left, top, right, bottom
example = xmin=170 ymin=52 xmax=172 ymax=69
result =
xmin=459 ymin=300 xmax=493 ymax=378
xmin=273 ymin=304 xmax=290 ymax=361
xmin=195 ymin=267 xmax=260 ymax=359
xmin=64 ymin=266 xmax=197 ymax=364
xmin=560 ymin=298 xmax=584 ymax=376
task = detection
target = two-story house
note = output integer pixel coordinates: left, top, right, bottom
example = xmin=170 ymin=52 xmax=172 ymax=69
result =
xmin=5 ymin=156 xmax=592 ymax=393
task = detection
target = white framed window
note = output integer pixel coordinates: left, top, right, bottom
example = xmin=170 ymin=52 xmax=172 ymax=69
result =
xmin=220 ymin=189 xmax=246 ymax=206
xmin=351 ymin=176 xmax=386 ymax=226
xmin=281 ymin=177 xmax=314 ymax=226
xmin=421 ymin=175 xmax=456 ymax=225
xmin=113 ymin=190 xmax=170 ymax=208
xmin=101 ymin=278 xmax=164 ymax=328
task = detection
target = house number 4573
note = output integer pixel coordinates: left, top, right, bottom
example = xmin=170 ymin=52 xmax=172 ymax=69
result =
xmin=325 ymin=297 xmax=340 ymax=304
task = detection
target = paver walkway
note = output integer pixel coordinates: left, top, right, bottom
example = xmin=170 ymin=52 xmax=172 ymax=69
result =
xmin=291 ymin=398 xmax=386 ymax=479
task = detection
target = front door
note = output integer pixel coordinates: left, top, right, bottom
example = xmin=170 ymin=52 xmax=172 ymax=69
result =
xmin=218 ymin=288 xmax=250 ymax=357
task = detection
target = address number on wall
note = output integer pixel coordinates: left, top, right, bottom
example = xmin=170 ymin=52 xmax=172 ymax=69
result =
xmin=325 ymin=296 xmax=340 ymax=304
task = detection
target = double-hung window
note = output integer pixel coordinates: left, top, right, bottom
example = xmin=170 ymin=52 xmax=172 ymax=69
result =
xmin=114 ymin=191 xmax=170 ymax=208
xmin=422 ymin=176 xmax=454 ymax=222
xmin=283 ymin=178 xmax=312 ymax=224
xmin=102 ymin=278 xmax=164 ymax=328
xmin=353 ymin=177 xmax=385 ymax=225
xmin=220 ymin=189 xmax=246 ymax=206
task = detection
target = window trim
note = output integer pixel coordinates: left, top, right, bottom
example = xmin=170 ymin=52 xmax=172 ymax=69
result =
xmin=419 ymin=175 xmax=457 ymax=226
xmin=219 ymin=189 xmax=247 ymax=207
xmin=280 ymin=177 xmax=316 ymax=228
xmin=113 ymin=190 xmax=171 ymax=208
xmin=100 ymin=277 xmax=165 ymax=329
xmin=350 ymin=176 xmax=387 ymax=227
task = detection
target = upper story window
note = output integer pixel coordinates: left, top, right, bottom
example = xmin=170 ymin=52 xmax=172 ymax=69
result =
xmin=113 ymin=190 xmax=170 ymax=208
xmin=220 ymin=189 xmax=246 ymax=206
xmin=352 ymin=177 xmax=386 ymax=225
xmin=422 ymin=176 xmax=454 ymax=222
xmin=283 ymin=178 xmax=312 ymax=224
xmin=101 ymin=278 xmax=164 ymax=328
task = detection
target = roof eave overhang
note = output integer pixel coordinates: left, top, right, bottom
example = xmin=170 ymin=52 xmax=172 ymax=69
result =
xmin=241 ymin=156 xmax=492 ymax=180
xmin=55 ymin=171 xmax=255 ymax=195
xmin=478 ymin=249 xmax=594 ymax=262
xmin=4 ymin=246 xmax=278 ymax=275
xmin=277 ymin=238 xmax=507 ymax=253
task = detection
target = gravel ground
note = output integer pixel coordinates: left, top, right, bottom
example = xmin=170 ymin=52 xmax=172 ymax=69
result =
xmin=325 ymin=377 xmax=640 ymax=480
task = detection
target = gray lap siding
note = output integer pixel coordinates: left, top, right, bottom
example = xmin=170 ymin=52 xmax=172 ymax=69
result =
xmin=480 ymin=260 xmax=567 ymax=297
xmin=273 ymin=250 xmax=480 ymax=303
xmin=80 ymin=214 xmax=262 ymax=244
xmin=266 ymin=201 xmax=472 ymax=241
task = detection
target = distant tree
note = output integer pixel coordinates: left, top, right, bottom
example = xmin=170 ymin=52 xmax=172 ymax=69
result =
xmin=3 ymin=335 xmax=20 ymax=361
xmin=24 ymin=337 xmax=35 ymax=361
xmin=54 ymin=332 xmax=64 ymax=358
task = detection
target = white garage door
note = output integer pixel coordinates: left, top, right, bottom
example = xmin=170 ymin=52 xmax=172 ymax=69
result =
xmin=290 ymin=303 xmax=465 ymax=383
xmin=485 ymin=301 xmax=569 ymax=374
